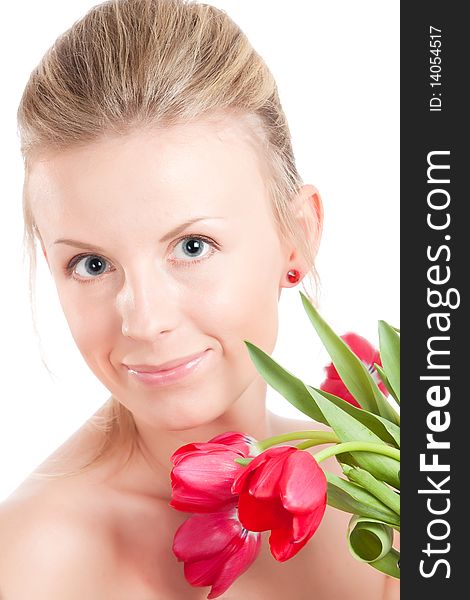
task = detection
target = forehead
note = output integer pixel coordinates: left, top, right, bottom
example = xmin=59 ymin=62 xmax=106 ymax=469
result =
xmin=26 ymin=116 xmax=273 ymax=236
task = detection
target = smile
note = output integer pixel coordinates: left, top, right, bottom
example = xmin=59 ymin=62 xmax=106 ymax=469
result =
xmin=125 ymin=349 xmax=210 ymax=386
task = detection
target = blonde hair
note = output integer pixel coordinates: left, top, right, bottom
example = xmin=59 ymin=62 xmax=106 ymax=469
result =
xmin=18 ymin=0 xmax=322 ymax=477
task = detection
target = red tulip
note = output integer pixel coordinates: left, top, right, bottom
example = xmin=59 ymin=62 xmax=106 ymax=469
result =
xmin=320 ymin=332 xmax=389 ymax=408
xmin=208 ymin=431 xmax=260 ymax=456
xmin=173 ymin=508 xmax=262 ymax=599
xmin=170 ymin=432 xmax=258 ymax=513
xmin=231 ymin=445 xmax=327 ymax=562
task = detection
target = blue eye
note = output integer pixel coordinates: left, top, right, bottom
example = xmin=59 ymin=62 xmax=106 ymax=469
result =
xmin=68 ymin=255 xmax=111 ymax=280
xmin=172 ymin=236 xmax=213 ymax=260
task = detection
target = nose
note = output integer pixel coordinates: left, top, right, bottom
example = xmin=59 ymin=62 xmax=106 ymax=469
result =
xmin=117 ymin=266 xmax=181 ymax=342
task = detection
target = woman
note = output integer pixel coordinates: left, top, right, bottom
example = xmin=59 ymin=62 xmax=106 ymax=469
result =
xmin=0 ymin=0 xmax=399 ymax=597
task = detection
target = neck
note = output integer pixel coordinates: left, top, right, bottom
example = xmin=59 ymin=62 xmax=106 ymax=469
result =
xmin=110 ymin=376 xmax=276 ymax=501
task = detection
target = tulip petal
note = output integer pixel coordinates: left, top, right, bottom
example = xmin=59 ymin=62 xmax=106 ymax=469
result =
xmin=184 ymin=553 xmax=222 ymax=587
xmin=173 ymin=450 xmax=243 ymax=483
xmin=319 ymin=331 xmax=387 ymax=408
xmin=324 ymin=362 xmax=341 ymax=380
xmin=231 ymin=446 xmax=294 ymax=495
xmin=208 ymin=432 xmax=257 ymax=456
xmin=341 ymin=332 xmax=378 ymax=366
xmin=208 ymin=531 xmax=262 ymax=599
xmin=171 ymin=442 xmax=244 ymax=465
xmin=320 ymin=377 xmax=362 ymax=408
xmin=237 ymin=490 xmax=289 ymax=532
xmin=183 ymin=526 xmax=261 ymax=598
xmin=170 ymin=449 xmax=244 ymax=511
xmin=291 ymin=502 xmax=327 ymax=545
xmin=247 ymin=450 xmax=294 ymax=498
xmin=169 ymin=493 xmax=237 ymax=514
xmin=269 ymin=503 xmax=326 ymax=562
xmin=173 ymin=511 xmax=241 ymax=562
xmin=279 ymin=451 xmax=327 ymax=513
xmin=267 ymin=521 xmax=293 ymax=562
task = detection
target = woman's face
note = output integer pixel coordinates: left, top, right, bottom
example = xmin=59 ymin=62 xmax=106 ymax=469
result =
xmin=27 ymin=118 xmax=294 ymax=430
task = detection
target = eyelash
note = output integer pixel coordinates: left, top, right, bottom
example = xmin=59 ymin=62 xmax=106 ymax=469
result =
xmin=64 ymin=234 xmax=220 ymax=285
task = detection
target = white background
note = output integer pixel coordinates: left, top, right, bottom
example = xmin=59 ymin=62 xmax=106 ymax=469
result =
xmin=0 ymin=1 xmax=399 ymax=500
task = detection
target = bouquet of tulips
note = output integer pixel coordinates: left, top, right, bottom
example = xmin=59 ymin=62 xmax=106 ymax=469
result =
xmin=169 ymin=292 xmax=400 ymax=598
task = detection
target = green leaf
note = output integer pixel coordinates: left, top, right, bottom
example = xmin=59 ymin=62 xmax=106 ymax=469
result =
xmin=243 ymin=340 xmax=400 ymax=483
xmin=243 ymin=343 xmax=400 ymax=448
xmin=378 ymin=321 xmax=400 ymax=403
xmin=347 ymin=515 xmax=393 ymax=563
xmin=308 ymin=385 xmax=400 ymax=449
xmin=243 ymin=340 xmax=327 ymax=425
xmin=369 ymin=547 xmax=400 ymax=579
xmin=347 ymin=516 xmax=400 ymax=578
xmin=299 ymin=293 xmax=377 ymax=413
xmin=374 ymin=363 xmax=400 ymax=405
xmin=299 ymin=292 xmax=400 ymax=425
xmin=342 ymin=464 xmax=400 ymax=516
xmin=334 ymin=452 xmax=361 ymax=468
xmin=308 ymin=387 xmax=400 ymax=489
xmin=325 ymin=471 xmax=400 ymax=528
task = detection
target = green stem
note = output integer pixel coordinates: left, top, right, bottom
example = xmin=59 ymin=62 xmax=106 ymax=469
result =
xmin=314 ymin=442 xmax=400 ymax=464
xmin=342 ymin=464 xmax=400 ymax=516
xmin=256 ymin=430 xmax=340 ymax=452
xmin=297 ymin=438 xmax=336 ymax=450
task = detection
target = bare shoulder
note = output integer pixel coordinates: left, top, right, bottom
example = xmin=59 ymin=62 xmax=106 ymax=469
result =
xmin=0 ymin=486 xmax=117 ymax=600
xmin=268 ymin=411 xmax=331 ymax=434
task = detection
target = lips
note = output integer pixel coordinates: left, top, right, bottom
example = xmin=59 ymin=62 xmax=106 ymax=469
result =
xmin=125 ymin=350 xmax=207 ymax=373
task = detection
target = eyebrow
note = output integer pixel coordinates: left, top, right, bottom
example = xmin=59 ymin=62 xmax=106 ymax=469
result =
xmin=53 ymin=216 xmax=223 ymax=251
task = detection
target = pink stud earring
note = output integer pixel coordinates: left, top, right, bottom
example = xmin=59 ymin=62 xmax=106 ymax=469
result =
xmin=287 ymin=269 xmax=300 ymax=284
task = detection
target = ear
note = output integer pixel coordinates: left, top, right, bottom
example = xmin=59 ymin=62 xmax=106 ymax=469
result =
xmin=295 ymin=184 xmax=323 ymax=246
xmin=279 ymin=184 xmax=323 ymax=288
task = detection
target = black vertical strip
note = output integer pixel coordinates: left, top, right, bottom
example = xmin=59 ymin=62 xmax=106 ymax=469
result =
xmin=401 ymin=2 xmax=467 ymax=598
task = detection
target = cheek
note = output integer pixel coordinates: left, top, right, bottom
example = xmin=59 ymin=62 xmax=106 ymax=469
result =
xmin=58 ymin=288 xmax=115 ymax=358
xmin=187 ymin=248 xmax=281 ymax=356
